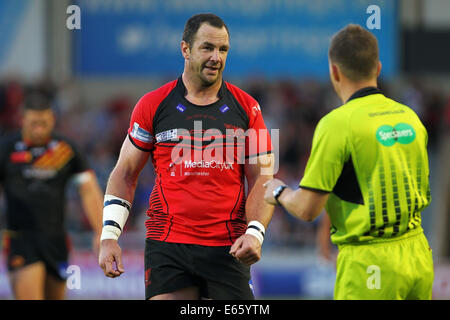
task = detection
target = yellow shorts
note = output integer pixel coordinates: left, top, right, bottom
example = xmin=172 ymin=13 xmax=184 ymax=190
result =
xmin=334 ymin=229 xmax=434 ymax=300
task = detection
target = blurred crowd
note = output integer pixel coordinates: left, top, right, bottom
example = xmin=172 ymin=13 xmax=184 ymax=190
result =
xmin=1 ymin=75 xmax=449 ymax=250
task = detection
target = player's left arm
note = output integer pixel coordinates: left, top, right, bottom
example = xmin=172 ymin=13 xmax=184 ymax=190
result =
xmin=263 ymin=179 xmax=329 ymax=222
xmin=230 ymin=153 xmax=275 ymax=265
xmin=75 ymin=170 xmax=104 ymax=253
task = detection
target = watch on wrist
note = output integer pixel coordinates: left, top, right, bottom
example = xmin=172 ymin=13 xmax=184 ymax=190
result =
xmin=273 ymin=185 xmax=287 ymax=206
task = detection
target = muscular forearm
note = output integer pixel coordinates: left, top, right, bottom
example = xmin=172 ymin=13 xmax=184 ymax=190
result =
xmin=230 ymin=174 xmax=273 ymax=265
xmin=80 ymin=179 xmax=103 ymax=234
xmin=105 ymin=165 xmax=140 ymax=203
xmin=246 ymin=175 xmax=274 ymax=228
xmin=277 ymin=187 xmax=303 ymax=219
xmin=278 ymin=187 xmax=326 ymax=222
xmin=77 ymin=172 xmax=103 ymax=234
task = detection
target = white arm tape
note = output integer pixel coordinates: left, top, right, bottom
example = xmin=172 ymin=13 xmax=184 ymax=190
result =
xmin=72 ymin=171 xmax=92 ymax=186
xmin=245 ymin=227 xmax=264 ymax=245
xmin=100 ymin=195 xmax=131 ymax=241
xmin=245 ymin=220 xmax=266 ymax=245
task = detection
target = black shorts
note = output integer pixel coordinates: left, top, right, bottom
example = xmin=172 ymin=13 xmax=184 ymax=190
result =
xmin=2 ymin=230 xmax=70 ymax=281
xmin=145 ymin=239 xmax=255 ymax=300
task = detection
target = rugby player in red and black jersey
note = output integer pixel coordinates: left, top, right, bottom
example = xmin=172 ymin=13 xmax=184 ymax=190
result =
xmin=0 ymin=95 xmax=104 ymax=299
xmin=98 ymin=13 xmax=275 ymax=300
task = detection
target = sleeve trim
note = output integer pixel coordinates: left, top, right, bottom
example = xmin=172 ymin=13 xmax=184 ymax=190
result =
xmin=245 ymin=150 xmax=273 ymax=159
xmin=128 ymin=134 xmax=152 ymax=152
xmin=299 ymin=185 xmax=331 ymax=194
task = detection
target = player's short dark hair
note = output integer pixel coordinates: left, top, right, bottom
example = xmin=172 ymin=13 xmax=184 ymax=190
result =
xmin=182 ymin=13 xmax=229 ymax=47
xmin=329 ymin=24 xmax=379 ymax=82
xmin=23 ymin=93 xmax=52 ymax=111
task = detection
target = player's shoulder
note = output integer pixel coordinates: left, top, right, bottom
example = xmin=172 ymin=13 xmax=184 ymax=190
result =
xmin=312 ymin=105 xmax=355 ymax=141
xmin=225 ymin=82 xmax=258 ymax=108
xmin=383 ymin=96 xmax=421 ymax=116
xmin=225 ymin=81 xmax=262 ymax=120
xmin=137 ymin=79 xmax=178 ymax=108
xmin=319 ymin=106 xmax=348 ymax=127
xmin=361 ymin=93 xmax=424 ymax=123
xmin=51 ymin=133 xmax=82 ymax=152
xmin=51 ymin=132 xmax=72 ymax=143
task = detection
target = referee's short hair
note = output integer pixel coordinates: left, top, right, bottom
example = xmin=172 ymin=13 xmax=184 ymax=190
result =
xmin=329 ymin=24 xmax=379 ymax=82
xmin=182 ymin=13 xmax=229 ymax=47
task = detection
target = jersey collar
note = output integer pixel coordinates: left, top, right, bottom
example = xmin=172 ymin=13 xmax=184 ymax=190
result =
xmin=177 ymin=76 xmax=226 ymax=100
xmin=346 ymin=86 xmax=382 ymax=103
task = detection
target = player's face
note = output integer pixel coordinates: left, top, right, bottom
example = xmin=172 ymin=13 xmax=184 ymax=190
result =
xmin=187 ymin=23 xmax=229 ymax=86
xmin=22 ymin=109 xmax=55 ymax=145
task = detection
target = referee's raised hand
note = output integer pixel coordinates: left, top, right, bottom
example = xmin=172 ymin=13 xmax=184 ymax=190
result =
xmin=99 ymin=239 xmax=125 ymax=278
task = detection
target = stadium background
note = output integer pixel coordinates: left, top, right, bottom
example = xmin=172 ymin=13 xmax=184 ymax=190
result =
xmin=0 ymin=0 xmax=449 ymax=299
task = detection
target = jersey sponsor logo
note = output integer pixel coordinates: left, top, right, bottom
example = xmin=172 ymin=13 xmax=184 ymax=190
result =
xmin=23 ymin=168 xmax=58 ymax=179
xmin=220 ymin=104 xmax=230 ymax=113
xmin=249 ymin=279 xmax=255 ymax=294
xmin=368 ymin=109 xmax=405 ymax=117
xmin=13 ymin=141 xmax=27 ymax=151
xmin=176 ymin=104 xmax=186 ymax=112
xmin=252 ymin=104 xmax=261 ymax=116
xmin=145 ymin=268 xmax=152 ymax=287
xmin=166 ymin=121 xmax=277 ymax=175
xmin=376 ymin=123 xmax=416 ymax=146
xmin=184 ymin=160 xmax=234 ymax=171
xmin=156 ymin=128 xmax=178 ymax=143
xmin=224 ymin=123 xmax=243 ymax=131
xmin=10 ymin=151 xmax=32 ymax=163
xmin=131 ymin=122 xmax=153 ymax=143
xmin=33 ymin=142 xmax=74 ymax=171
xmin=58 ymin=262 xmax=70 ymax=281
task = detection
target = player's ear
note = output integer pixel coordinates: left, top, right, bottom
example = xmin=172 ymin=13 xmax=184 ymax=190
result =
xmin=181 ymin=41 xmax=190 ymax=59
xmin=376 ymin=61 xmax=382 ymax=77
xmin=330 ymin=63 xmax=340 ymax=83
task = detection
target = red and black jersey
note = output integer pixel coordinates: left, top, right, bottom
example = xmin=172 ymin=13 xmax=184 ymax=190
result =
xmin=128 ymin=77 xmax=272 ymax=246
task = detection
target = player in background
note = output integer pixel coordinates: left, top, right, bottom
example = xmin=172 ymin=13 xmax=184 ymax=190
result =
xmin=264 ymin=24 xmax=433 ymax=300
xmin=0 ymin=95 xmax=104 ymax=299
xmin=316 ymin=213 xmax=337 ymax=263
xmin=98 ymin=13 xmax=275 ymax=299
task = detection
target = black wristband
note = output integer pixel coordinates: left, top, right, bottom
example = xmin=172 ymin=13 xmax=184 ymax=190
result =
xmin=273 ymin=185 xmax=287 ymax=206
xmin=247 ymin=224 xmax=265 ymax=238
xmin=104 ymin=199 xmax=131 ymax=211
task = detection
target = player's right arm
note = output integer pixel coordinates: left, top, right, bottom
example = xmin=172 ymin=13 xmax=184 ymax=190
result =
xmin=105 ymin=137 xmax=150 ymax=202
xmin=98 ymin=136 xmax=150 ymax=278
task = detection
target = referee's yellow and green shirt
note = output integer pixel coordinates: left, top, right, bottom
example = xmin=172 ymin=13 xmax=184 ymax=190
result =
xmin=300 ymin=87 xmax=431 ymax=245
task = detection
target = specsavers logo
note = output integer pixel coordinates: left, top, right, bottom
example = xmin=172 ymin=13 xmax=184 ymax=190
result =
xmin=376 ymin=123 xmax=416 ymax=146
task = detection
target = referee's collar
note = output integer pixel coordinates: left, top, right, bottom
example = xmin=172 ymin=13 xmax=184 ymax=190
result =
xmin=346 ymin=86 xmax=382 ymax=103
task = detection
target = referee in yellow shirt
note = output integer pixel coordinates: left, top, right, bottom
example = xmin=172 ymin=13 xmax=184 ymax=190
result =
xmin=264 ymin=24 xmax=434 ymax=300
